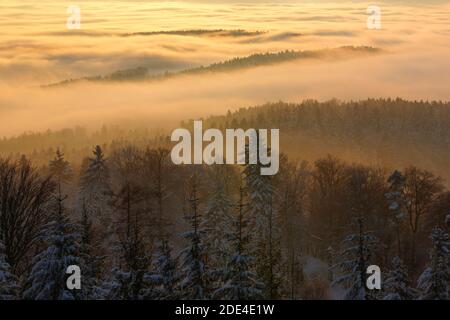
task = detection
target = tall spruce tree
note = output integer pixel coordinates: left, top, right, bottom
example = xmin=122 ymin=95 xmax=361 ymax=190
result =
xmin=145 ymin=239 xmax=180 ymax=299
xmin=331 ymin=215 xmax=379 ymax=300
xmin=179 ymin=173 xmax=208 ymax=299
xmin=214 ymin=180 xmax=262 ymax=299
xmin=105 ymin=182 xmax=149 ymax=300
xmin=49 ymin=149 xmax=73 ymax=188
xmin=243 ymin=158 xmax=281 ymax=299
xmin=243 ymin=164 xmax=281 ymax=299
xmin=417 ymin=227 xmax=450 ymax=300
xmin=204 ymin=166 xmax=234 ymax=272
xmin=78 ymin=203 xmax=104 ymax=299
xmin=23 ymin=192 xmax=80 ymax=300
xmin=385 ymin=170 xmax=406 ymax=257
xmin=383 ymin=257 xmax=417 ymax=300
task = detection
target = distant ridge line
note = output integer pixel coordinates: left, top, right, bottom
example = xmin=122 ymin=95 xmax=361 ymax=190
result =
xmin=43 ymin=46 xmax=381 ymax=88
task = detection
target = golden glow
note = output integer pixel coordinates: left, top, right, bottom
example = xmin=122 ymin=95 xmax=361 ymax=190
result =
xmin=0 ymin=1 xmax=449 ymax=136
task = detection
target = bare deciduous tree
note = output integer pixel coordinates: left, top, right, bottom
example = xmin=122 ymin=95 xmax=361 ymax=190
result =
xmin=0 ymin=158 xmax=55 ymax=274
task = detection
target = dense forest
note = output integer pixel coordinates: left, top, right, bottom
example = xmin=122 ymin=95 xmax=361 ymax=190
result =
xmin=2 ymin=98 xmax=449 ymax=181
xmin=0 ymin=99 xmax=449 ymax=300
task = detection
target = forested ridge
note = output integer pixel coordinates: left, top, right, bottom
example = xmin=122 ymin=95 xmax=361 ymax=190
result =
xmin=45 ymin=46 xmax=380 ymax=86
xmin=2 ymin=98 xmax=449 ymax=181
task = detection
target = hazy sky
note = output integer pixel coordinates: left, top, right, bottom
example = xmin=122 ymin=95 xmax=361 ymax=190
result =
xmin=0 ymin=1 xmax=449 ymax=136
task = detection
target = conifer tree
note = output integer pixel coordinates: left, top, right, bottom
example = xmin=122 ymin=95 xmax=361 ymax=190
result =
xmin=214 ymin=180 xmax=262 ymax=299
xmin=204 ymin=166 xmax=234 ymax=271
xmin=0 ymin=241 xmax=19 ymax=300
xmin=179 ymin=173 xmax=208 ymax=299
xmin=385 ymin=170 xmax=406 ymax=257
xmin=23 ymin=192 xmax=80 ymax=300
xmin=417 ymin=227 xmax=450 ymax=300
xmin=146 ymin=239 xmax=180 ymax=299
xmin=49 ymin=149 xmax=73 ymax=188
xmin=331 ymin=215 xmax=379 ymax=300
xmin=79 ymin=203 xmax=104 ymax=299
xmin=105 ymin=182 xmax=149 ymax=300
xmin=243 ymin=157 xmax=281 ymax=299
xmin=383 ymin=257 xmax=417 ymax=300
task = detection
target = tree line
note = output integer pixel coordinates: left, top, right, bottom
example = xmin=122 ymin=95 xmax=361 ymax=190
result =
xmin=2 ymin=98 xmax=449 ymax=182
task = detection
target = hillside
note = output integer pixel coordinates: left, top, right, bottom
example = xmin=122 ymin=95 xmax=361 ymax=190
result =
xmin=45 ymin=46 xmax=381 ymax=87
xmin=1 ymin=98 xmax=449 ymax=182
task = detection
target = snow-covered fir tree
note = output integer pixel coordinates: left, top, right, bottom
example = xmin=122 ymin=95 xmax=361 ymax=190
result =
xmin=104 ymin=265 xmax=149 ymax=300
xmin=0 ymin=241 xmax=20 ymax=300
xmin=145 ymin=239 xmax=180 ymax=299
xmin=242 ymin=146 xmax=275 ymax=236
xmin=331 ymin=215 xmax=379 ymax=300
xmin=417 ymin=227 xmax=450 ymax=300
xmin=204 ymin=166 xmax=234 ymax=271
xmin=214 ymin=181 xmax=262 ymax=300
xmin=242 ymin=143 xmax=282 ymax=299
xmin=102 ymin=267 xmax=140 ymax=300
xmin=104 ymin=182 xmax=149 ymax=300
xmin=78 ymin=203 xmax=104 ymax=299
xmin=385 ymin=170 xmax=406 ymax=257
xmin=255 ymin=196 xmax=282 ymax=299
xmin=383 ymin=257 xmax=417 ymax=300
xmin=23 ymin=192 xmax=80 ymax=300
xmin=179 ymin=173 xmax=209 ymax=299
